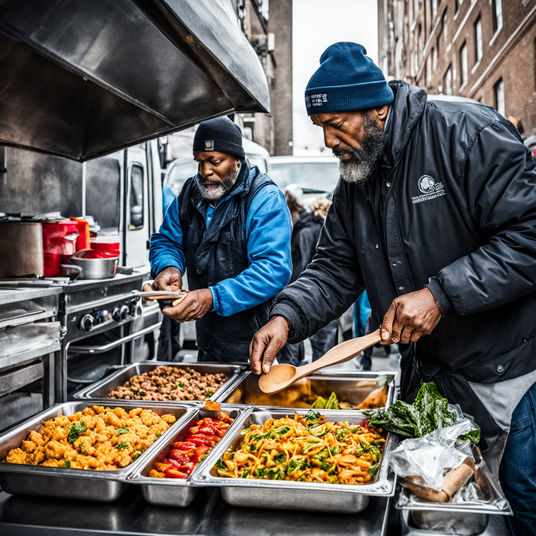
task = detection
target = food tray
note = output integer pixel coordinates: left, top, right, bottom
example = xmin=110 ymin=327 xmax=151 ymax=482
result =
xmin=218 ymin=370 xmax=395 ymax=411
xmin=395 ymin=445 xmax=512 ymax=535
xmin=0 ymin=401 xmax=195 ymax=502
xmin=192 ymin=408 xmax=397 ymax=513
xmin=73 ymin=361 xmax=246 ymax=402
xmin=129 ymin=404 xmax=252 ymax=507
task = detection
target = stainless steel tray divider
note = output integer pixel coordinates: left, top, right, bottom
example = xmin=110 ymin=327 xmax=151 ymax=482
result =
xmin=128 ymin=404 xmax=253 ymax=507
xmin=217 ymin=370 xmax=396 ymax=411
xmin=73 ymin=361 xmax=247 ymax=402
xmin=191 ymin=408 xmax=397 ymax=513
xmin=0 ymin=401 xmax=196 ymax=502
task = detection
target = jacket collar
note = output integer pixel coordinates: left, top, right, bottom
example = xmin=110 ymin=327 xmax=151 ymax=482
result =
xmin=380 ymin=80 xmax=427 ymax=170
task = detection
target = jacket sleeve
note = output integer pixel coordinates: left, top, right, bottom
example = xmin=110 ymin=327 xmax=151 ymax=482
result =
xmin=434 ymin=119 xmax=536 ymax=315
xmin=271 ymin=181 xmax=365 ymax=342
xmin=148 ymin=197 xmax=186 ymax=278
xmin=210 ymin=185 xmax=292 ymax=317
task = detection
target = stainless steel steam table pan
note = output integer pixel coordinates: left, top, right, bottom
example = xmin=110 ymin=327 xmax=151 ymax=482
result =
xmin=218 ymin=370 xmax=395 ymax=411
xmin=0 ymin=401 xmax=195 ymax=502
xmin=192 ymin=408 xmax=397 ymax=513
xmin=128 ymin=404 xmax=252 ymax=507
xmin=395 ymin=445 xmax=512 ymax=535
xmin=73 ymin=361 xmax=246 ymax=402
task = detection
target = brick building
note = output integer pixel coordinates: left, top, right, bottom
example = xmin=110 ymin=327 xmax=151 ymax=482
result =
xmin=231 ymin=0 xmax=293 ymax=155
xmin=378 ymin=0 xmax=536 ymax=135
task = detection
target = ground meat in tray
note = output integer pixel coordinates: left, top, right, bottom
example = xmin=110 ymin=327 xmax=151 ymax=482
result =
xmin=107 ymin=366 xmax=228 ymax=402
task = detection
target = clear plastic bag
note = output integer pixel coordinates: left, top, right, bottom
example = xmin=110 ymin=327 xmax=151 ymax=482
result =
xmin=388 ymin=417 xmax=479 ymax=490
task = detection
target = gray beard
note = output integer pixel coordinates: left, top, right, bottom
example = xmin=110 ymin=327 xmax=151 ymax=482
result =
xmin=196 ymin=168 xmax=238 ymax=201
xmin=336 ymin=117 xmax=385 ymax=185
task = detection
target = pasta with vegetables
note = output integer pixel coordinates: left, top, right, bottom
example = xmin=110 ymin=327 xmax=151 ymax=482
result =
xmin=215 ymin=412 xmax=385 ymax=484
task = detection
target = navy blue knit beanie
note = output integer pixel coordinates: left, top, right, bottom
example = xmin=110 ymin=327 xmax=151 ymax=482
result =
xmin=305 ymin=42 xmax=394 ymax=115
xmin=193 ymin=117 xmax=245 ymax=159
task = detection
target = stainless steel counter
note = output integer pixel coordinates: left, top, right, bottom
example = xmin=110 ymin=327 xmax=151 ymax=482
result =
xmin=0 ymin=489 xmax=392 ymax=535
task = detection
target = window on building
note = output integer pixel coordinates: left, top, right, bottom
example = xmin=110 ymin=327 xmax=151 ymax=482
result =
xmin=492 ymin=0 xmax=503 ymax=33
xmin=474 ymin=15 xmax=482 ymax=64
xmin=494 ymin=78 xmax=505 ymax=116
xmin=459 ymin=42 xmax=468 ymax=87
xmin=443 ymin=64 xmax=453 ymax=95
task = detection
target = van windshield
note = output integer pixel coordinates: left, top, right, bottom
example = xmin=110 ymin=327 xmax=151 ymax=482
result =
xmin=270 ymin=161 xmax=340 ymax=193
xmin=164 ymin=160 xmax=197 ymax=195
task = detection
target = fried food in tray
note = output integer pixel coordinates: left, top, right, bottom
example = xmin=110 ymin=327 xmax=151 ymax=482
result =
xmin=107 ymin=365 xmax=227 ymax=402
xmin=215 ymin=412 xmax=386 ymax=485
xmin=3 ymin=405 xmax=176 ymax=470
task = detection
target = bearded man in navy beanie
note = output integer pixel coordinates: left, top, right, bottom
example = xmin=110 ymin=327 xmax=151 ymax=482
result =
xmin=251 ymin=42 xmax=536 ymax=535
xmin=145 ymin=116 xmax=292 ymax=364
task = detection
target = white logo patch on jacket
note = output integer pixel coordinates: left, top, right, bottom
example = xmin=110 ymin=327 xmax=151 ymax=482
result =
xmin=412 ymin=175 xmax=445 ymax=204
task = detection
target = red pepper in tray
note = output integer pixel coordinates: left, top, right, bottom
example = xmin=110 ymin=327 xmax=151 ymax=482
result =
xmin=148 ymin=411 xmax=232 ymax=479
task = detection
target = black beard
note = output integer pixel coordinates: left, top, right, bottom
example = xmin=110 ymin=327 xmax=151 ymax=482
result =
xmin=334 ymin=115 xmax=385 ymax=185
xmin=196 ymin=167 xmax=239 ymax=201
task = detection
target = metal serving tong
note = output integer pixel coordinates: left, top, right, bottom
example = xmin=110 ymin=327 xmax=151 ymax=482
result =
xmin=133 ymin=289 xmax=188 ymax=308
xmin=134 ymin=290 xmax=188 ymax=300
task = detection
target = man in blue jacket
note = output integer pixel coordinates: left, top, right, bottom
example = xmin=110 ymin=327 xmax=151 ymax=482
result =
xmin=145 ymin=117 xmax=292 ymax=363
xmin=250 ymin=43 xmax=536 ymax=534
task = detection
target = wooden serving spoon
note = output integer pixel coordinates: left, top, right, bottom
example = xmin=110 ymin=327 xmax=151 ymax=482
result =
xmin=258 ymin=329 xmax=382 ymax=394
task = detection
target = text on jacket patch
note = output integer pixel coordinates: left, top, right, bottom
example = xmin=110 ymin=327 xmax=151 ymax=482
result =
xmin=412 ymin=175 xmax=445 ymax=204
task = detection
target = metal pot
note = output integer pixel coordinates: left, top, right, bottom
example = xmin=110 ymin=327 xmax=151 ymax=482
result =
xmin=62 ymin=250 xmax=119 ymax=280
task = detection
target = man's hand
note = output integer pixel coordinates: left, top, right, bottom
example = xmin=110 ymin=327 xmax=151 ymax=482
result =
xmin=249 ymin=316 xmax=291 ymax=375
xmin=380 ymin=288 xmax=442 ymax=345
xmin=142 ymin=266 xmax=183 ymax=294
xmin=162 ymin=288 xmax=212 ymax=322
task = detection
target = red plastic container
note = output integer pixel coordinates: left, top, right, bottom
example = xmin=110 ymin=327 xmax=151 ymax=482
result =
xmin=90 ymin=241 xmax=120 ymax=258
xmin=42 ymin=221 xmax=79 ymax=277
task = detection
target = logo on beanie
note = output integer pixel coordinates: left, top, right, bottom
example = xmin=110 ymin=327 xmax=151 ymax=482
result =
xmin=306 ymin=93 xmax=328 ymax=108
xmin=204 ymin=140 xmax=214 ymax=151
xmin=412 ymin=175 xmax=445 ymax=204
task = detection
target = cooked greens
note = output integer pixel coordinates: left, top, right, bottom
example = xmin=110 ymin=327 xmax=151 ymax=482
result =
xmin=310 ymin=392 xmax=340 ymax=409
xmin=366 ymin=382 xmax=480 ymax=443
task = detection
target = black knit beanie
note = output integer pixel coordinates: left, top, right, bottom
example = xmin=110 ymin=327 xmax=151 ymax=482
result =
xmin=193 ymin=117 xmax=245 ymax=159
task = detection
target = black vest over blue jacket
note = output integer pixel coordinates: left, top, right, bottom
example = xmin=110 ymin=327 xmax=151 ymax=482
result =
xmin=178 ymin=163 xmax=274 ymax=362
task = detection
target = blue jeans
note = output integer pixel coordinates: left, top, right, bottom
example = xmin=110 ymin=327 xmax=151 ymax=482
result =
xmin=499 ymin=382 xmax=536 ymax=536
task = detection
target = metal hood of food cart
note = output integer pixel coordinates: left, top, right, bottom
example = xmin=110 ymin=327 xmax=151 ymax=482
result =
xmin=0 ymin=0 xmax=270 ymax=162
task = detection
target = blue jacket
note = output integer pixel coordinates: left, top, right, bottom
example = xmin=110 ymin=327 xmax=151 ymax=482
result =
xmin=150 ymin=164 xmax=292 ymax=319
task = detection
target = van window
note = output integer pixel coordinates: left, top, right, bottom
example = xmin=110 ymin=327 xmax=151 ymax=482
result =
xmin=129 ymin=163 xmax=144 ymax=229
xmin=165 ymin=159 xmax=197 ymax=195
xmin=86 ymin=157 xmax=121 ymax=230
xmin=248 ymin=157 xmax=267 ymax=173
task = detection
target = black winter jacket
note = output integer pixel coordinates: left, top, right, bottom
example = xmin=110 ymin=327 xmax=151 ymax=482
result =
xmin=272 ymin=81 xmax=536 ymax=441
